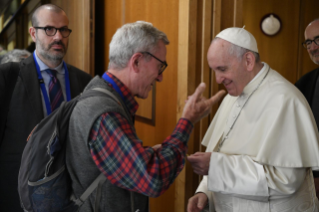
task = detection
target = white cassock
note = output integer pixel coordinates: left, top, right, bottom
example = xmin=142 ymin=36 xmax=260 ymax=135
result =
xmin=196 ymin=63 xmax=319 ymax=212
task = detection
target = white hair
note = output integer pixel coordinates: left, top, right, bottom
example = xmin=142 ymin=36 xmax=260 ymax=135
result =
xmin=109 ymin=21 xmax=169 ymax=70
xmin=0 ymin=49 xmax=31 ymax=64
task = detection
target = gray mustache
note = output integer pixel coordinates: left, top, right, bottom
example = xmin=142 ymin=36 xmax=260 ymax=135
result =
xmin=49 ymin=41 xmax=65 ymax=49
xmin=311 ymin=49 xmax=319 ymax=55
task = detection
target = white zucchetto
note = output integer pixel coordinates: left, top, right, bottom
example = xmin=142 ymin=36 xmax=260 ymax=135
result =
xmin=216 ymin=27 xmax=258 ymax=53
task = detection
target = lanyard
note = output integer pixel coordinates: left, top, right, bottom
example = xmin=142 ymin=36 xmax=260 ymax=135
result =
xmin=102 ymin=72 xmax=125 ymax=102
xmin=102 ymin=72 xmax=135 ymax=123
xmin=33 ymin=52 xmax=71 ymax=115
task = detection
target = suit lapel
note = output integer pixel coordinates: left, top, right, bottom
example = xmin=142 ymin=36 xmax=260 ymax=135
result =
xmin=67 ymin=64 xmax=79 ymax=98
xmin=19 ymin=55 xmax=44 ymax=120
xmin=310 ymin=68 xmax=319 ymax=104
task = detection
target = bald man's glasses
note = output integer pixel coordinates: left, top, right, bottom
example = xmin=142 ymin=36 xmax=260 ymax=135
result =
xmin=34 ymin=27 xmax=72 ymax=38
xmin=302 ymin=37 xmax=319 ymax=49
xmin=141 ymin=52 xmax=168 ymax=75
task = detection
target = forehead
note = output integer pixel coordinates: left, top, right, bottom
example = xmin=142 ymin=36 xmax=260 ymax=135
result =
xmin=207 ymin=40 xmax=232 ymax=67
xmin=305 ymin=20 xmax=319 ymax=40
xmin=154 ymin=40 xmax=167 ymax=60
xmin=36 ymin=9 xmax=69 ymax=27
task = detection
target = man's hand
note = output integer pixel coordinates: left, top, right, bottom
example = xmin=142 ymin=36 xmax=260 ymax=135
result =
xmin=182 ymin=82 xmax=225 ymax=124
xmin=187 ymin=152 xmax=212 ymax=175
xmin=187 ymin=192 xmax=208 ymax=212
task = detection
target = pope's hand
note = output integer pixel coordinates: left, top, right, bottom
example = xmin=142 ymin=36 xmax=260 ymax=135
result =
xmin=187 ymin=192 xmax=208 ymax=212
xmin=187 ymin=152 xmax=212 ymax=175
xmin=182 ymin=82 xmax=225 ymax=124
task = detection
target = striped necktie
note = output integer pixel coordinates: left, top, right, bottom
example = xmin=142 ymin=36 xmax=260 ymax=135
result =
xmin=45 ymin=69 xmax=64 ymax=111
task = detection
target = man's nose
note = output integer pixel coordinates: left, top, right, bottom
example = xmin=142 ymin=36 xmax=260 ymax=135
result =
xmin=53 ymin=30 xmax=63 ymax=40
xmin=215 ymin=73 xmax=223 ymax=84
xmin=156 ymin=73 xmax=163 ymax=82
xmin=309 ymin=41 xmax=319 ymax=51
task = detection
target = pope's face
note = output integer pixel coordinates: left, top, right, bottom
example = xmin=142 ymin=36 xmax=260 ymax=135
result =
xmin=207 ymin=39 xmax=248 ymax=96
xmin=305 ymin=20 xmax=319 ymax=65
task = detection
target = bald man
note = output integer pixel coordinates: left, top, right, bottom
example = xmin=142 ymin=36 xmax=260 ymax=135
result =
xmin=0 ymin=4 xmax=91 ymax=211
xmin=296 ymin=18 xmax=319 ymax=198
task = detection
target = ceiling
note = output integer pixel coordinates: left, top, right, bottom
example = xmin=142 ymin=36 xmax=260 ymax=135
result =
xmin=0 ymin=0 xmax=13 ymax=15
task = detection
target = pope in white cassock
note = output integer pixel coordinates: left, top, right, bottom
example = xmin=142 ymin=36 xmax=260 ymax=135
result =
xmin=187 ymin=27 xmax=319 ymax=212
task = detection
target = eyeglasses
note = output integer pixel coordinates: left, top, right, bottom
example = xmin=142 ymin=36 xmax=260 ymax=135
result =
xmin=34 ymin=27 xmax=72 ymax=38
xmin=302 ymin=37 xmax=319 ymax=49
xmin=141 ymin=52 xmax=168 ymax=75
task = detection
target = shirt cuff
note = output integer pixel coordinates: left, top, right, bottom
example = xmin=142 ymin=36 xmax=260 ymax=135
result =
xmin=175 ymin=118 xmax=193 ymax=135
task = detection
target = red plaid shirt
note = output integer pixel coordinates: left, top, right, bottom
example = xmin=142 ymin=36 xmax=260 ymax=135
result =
xmin=88 ymin=72 xmax=193 ymax=197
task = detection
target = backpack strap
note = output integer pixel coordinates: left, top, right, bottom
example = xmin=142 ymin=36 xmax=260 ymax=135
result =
xmin=74 ymin=172 xmax=106 ymax=207
xmin=93 ymin=87 xmax=133 ymax=125
xmin=0 ymin=62 xmax=20 ymax=147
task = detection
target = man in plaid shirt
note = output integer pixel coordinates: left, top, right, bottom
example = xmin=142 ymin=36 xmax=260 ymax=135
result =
xmin=66 ymin=21 xmax=225 ymax=212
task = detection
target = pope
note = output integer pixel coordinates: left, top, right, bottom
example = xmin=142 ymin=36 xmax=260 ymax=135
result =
xmin=187 ymin=27 xmax=319 ymax=212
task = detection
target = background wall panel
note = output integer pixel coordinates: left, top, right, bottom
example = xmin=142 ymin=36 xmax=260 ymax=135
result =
xmin=242 ymin=0 xmax=317 ymax=84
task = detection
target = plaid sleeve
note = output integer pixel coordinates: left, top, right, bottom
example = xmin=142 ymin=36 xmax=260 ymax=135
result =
xmin=88 ymin=112 xmax=193 ymax=197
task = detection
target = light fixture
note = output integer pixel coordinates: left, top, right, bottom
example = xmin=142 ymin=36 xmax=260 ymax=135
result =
xmin=260 ymin=13 xmax=282 ymax=36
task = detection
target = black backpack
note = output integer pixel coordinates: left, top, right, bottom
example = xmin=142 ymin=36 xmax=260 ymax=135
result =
xmin=18 ymin=88 xmax=121 ymax=212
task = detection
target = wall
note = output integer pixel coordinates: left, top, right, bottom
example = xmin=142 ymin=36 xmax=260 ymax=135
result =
xmin=243 ymin=0 xmax=318 ymax=83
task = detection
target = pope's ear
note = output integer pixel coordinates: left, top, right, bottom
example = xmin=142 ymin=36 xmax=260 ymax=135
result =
xmin=244 ymin=52 xmax=255 ymax=71
xmin=129 ymin=53 xmax=143 ymax=73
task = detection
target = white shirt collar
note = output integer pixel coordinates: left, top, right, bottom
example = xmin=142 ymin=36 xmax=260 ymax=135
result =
xmin=240 ymin=62 xmax=268 ymax=97
xmin=247 ymin=62 xmax=266 ymax=85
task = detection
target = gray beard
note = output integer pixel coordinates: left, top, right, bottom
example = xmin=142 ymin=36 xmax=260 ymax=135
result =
xmin=35 ymin=35 xmax=67 ymax=63
xmin=39 ymin=49 xmax=64 ymax=62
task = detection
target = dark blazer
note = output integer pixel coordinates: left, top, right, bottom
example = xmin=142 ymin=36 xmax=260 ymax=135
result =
xmin=295 ymin=67 xmax=319 ymax=107
xmin=295 ymin=67 xmax=319 ymax=178
xmin=0 ymin=55 xmax=92 ymax=212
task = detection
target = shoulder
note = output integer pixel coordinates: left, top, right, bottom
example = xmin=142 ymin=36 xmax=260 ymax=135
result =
xmin=65 ymin=64 xmax=92 ymax=93
xmin=297 ymin=68 xmax=319 ymax=82
xmin=0 ymin=62 xmax=20 ymax=81
xmin=66 ymin=63 xmax=92 ymax=80
xmin=295 ymin=68 xmax=319 ymax=88
xmin=0 ymin=61 xmax=19 ymax=71
xmin=262 ymin=69 xmax=308 ymax=106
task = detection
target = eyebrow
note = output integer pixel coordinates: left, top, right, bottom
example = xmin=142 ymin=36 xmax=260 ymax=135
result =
xmin=42 ymin=25 xmax=68 ymax=28
xmin=215 ymin=66 xmax=227 ymax=71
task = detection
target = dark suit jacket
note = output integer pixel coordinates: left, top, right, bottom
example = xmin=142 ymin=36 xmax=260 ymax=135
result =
xmin=0 ymin=55 xmax=92 ymax=212
xmin=295 ymin=67 xmax=319 ymax=108
xmin=295 ymin=67 xmax=319 ymax=178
